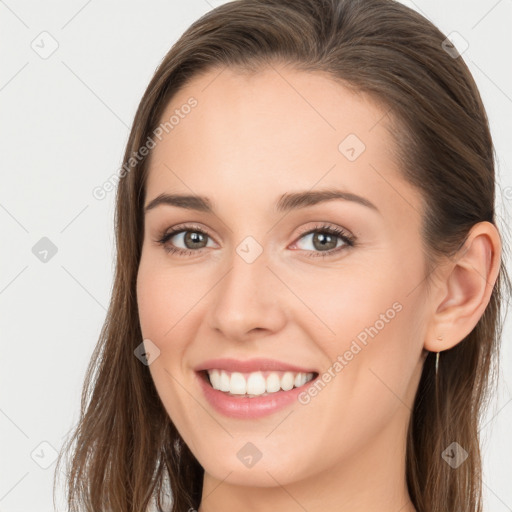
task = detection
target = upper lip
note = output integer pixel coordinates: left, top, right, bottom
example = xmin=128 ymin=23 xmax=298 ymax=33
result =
xmin=194 ymin=358 xmax=318 ymax=374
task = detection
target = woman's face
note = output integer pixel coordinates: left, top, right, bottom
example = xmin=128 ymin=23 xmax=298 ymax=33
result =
xmin=137 ymin=65 xmax=430 ymax=489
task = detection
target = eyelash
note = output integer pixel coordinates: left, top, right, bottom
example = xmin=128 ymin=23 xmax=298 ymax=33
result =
xmin=154 ymin=222 xmax=356 ymax=259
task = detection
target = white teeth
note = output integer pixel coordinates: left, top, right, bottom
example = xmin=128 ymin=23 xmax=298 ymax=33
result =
xmin=266 ymin=372 xmax=281 ymax=393
xmin=294 ymin=372 xmax=307 ymax=388
xmin=206 ymin=369 xmax=315 ymax=396
xmin=230 ymin=372 xmax=247 ymax=394
xmin=281 ymin=372 xmax=295 ymax=391
xmin=219 ymin=370 xmax=230 ymax=392
xmin=247 ymin=372 xmax=267 ymax=395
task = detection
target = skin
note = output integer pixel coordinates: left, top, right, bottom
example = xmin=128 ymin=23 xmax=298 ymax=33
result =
xmin=136 ymin=64 xmax=501 ymax=512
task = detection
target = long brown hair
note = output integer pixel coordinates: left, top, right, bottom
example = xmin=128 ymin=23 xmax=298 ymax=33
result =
xmin=54 ymin=0 xmax=511 ymax=510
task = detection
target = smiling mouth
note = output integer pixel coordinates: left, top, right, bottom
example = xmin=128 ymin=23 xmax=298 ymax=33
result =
xmin=199 ymin=369 xmax=319 ymax=398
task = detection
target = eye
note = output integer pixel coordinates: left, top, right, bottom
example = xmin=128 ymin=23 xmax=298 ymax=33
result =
xmin=154 ymin=222 xmax=356 ymax=258
xmin=291 ymin=223 xmax=355 ymax=259
xmin=154 ymin=224 xmax=215 ymax=256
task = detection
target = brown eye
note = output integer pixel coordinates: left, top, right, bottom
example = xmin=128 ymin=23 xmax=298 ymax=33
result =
xmin=155 ymin=225 xmax=215 ymax=256
xmin=180 ymin=230 xmax=208 ymax=249
xmin=293 ymin=224 xmax=355 ymax=259
xmin=309 ymin=232 xmax=338 ymax=251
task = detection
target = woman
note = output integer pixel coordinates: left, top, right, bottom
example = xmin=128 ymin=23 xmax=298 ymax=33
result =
xmin=54 ymin=0 xmax=510 ymax=511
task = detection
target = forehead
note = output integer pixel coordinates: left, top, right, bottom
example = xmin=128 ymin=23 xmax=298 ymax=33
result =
xmin=152 ymin=65 xmax=392 ymax=159
xmin=144 ymin=65 xmax=422 ymax=221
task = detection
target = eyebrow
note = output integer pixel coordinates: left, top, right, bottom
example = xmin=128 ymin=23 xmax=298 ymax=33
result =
xmin=143 ymin=189 xmax=379 ymax=214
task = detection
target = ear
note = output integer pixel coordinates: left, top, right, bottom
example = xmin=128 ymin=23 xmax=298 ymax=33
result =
xmin=424 ymin=221 xmax=502 ymax=352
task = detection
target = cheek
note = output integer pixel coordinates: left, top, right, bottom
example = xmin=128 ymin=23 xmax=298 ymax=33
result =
xmin=136 ymin=266 xmax=168 ymax=341
xmin=136 ymin=261 xmax=195 ymax=426
xmin=305 ymin=258 xmax=425 ymax=417
xmin=298 ymin=301 xmax=425 ymax=465
xmin=136 ymin=258 xmax=191 ymax=342
xmin=136 ymin=257 xmax=206 ymax=389
xmin=289 ymin=261 xmax=398 ymax=344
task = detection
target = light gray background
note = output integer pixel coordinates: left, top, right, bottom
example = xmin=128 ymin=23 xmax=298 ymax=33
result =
xmin=1 ymin=1 xmax=511 ymax=511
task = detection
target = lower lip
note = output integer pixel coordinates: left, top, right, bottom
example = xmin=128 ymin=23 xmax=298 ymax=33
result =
xmin=196 ymin=371 xmax=318 ymax=419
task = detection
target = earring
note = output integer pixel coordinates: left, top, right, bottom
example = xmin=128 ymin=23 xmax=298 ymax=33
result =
xmin=435 ymin=334 xmax=443 ymax=377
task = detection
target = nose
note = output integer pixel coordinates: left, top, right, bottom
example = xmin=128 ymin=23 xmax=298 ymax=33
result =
xmin=207 ymin=246 xmax=288 ymax=341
